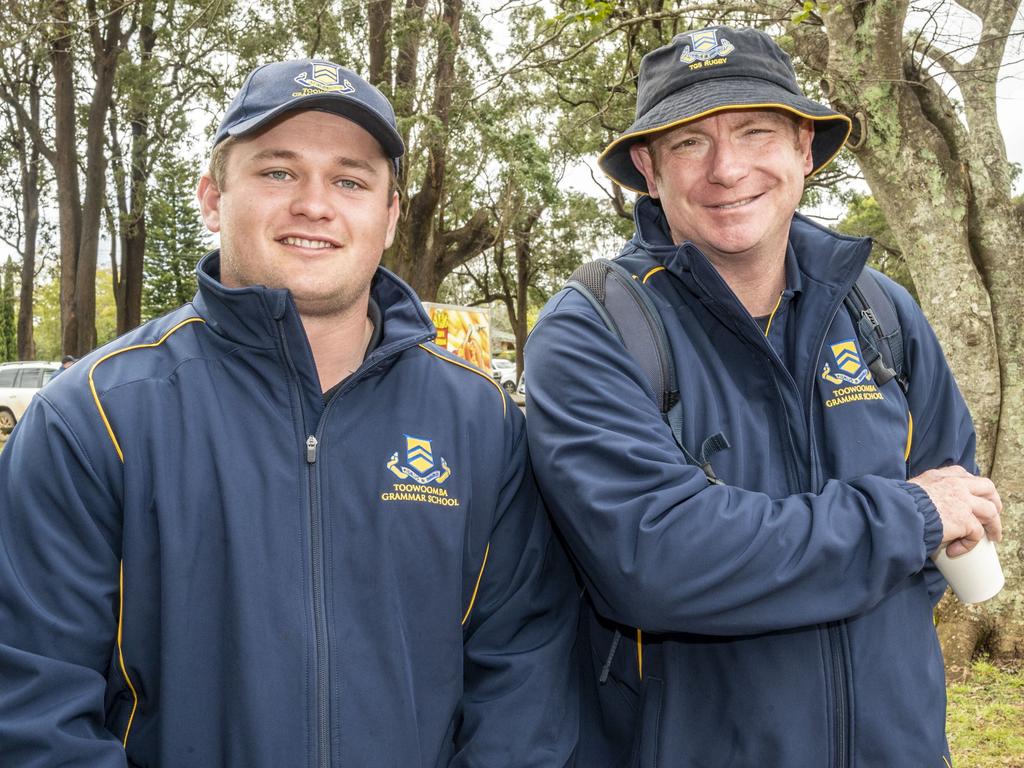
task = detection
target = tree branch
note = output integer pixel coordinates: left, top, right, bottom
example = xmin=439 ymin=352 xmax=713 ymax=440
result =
xmin=439 ymin=208 xmax=496 ymax=277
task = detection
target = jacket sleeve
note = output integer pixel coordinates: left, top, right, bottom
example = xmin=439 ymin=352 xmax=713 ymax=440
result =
xmin=0 ymin=394 xmax=128 ymax=766
xmin=525 ymin=290 xmax=943 ymax=637
xmin=883 ymin=272 xmax=978 ymax=604
xmin=451 ymin=409 xmax=579 ymax=768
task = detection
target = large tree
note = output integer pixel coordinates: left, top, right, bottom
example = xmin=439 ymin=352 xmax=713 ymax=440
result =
xmin=0 ymin=27 xmax=52 ymax=360
xmin=1 ymin=0 xmax=253 ymax=352
xmin=779 ymin=0 xmax=1023 ymax=670
xmin=105 ymin=0 xmax=253 ymax=335
xmin=49 ymin=0 xmax=131 ymax=356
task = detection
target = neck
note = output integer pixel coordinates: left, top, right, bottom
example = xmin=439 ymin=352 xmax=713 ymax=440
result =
xmin=301 ymin=298 xmax=374 ymax=392
xmin=706 ymin=249 xmax=787 ymax=317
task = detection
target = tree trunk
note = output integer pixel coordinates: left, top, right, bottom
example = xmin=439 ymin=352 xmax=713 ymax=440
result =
xmin=49 ymin=0 xmax=83 ymax=355
xmin=74 ymin=2 xmax=126 ymax=353
xmin=383 ymin=0 xmax=496 ymax=299
xmin=368 ymin=0 xmax=392 ymax=93
xmin=116 ymin=0 xmax=156 ymax=336
xmin=512 ymin=208 xmax=541 ymax=379
xmin=793 ymin=0 xmax=1024 ymax=666
xmin=16 ymin=80 xmax=41 ymax=360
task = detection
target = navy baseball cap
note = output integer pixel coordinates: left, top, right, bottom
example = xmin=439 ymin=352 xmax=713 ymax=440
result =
xmin=599 ymin=26 xmax=852 ymax=193
xmin=214 ymin=59 xmax=404 ymax=171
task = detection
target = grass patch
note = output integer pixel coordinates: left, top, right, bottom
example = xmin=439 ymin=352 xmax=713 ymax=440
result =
xmin=947 ymin=660 xmax=1024 ymax=767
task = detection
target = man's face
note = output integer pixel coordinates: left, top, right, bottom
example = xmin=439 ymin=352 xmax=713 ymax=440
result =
xmin=198 ymin=110 xmax=399 ymax=319
xmin=630 ymin=109 xmax=813 ymax=267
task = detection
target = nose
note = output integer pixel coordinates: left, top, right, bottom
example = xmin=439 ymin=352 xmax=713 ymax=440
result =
xmin=289 ymin=178 xmax=335 ymax=220
xmin=706 ymin=139 xmax=749 ymax=187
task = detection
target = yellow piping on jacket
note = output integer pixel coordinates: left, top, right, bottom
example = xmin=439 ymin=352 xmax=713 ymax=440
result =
xmin=904 ymin=411 xmax=914 ymax=462
xmin=88 ymin=315 xmax=205 ymax=748
xmin=418 ymin=345 xmax=507 ymax=419
xmin=89 ymin=317 xmax=206 ymax=462
xmin=636 ymin=628 xmax=644 ymax=679
xmin=642 ymin=266 xmax=666 ymax=284
xmin=462 ymin=543 xmax=491 ymax=625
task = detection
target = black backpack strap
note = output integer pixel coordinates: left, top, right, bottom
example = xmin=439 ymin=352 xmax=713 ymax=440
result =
xmin=844 ymin=270 xmax=908 ymax=393
xmin=567 ymin=259 xmax=676 ymax=414
xmin=566 ymin=258 xmax=727 ymax=481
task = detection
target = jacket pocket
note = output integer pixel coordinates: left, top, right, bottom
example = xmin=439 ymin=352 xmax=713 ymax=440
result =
xmin=630 ymin=676 xmax=664 ymax=768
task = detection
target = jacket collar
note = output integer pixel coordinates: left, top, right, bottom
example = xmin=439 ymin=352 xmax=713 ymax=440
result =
xmin=191 ymin=251 xmax=436 ymax=357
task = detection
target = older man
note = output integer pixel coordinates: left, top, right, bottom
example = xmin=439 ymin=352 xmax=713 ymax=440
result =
xmin=526 ymin=26 xmax=1001 ymax=767
xmin=0 ymin=60 xmax=577 ymax=767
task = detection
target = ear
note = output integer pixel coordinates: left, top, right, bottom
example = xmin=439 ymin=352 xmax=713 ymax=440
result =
xmin=629 ymin=143 xmax=660 ymax=198
xmin=383 ymin=190 xmax=400 ymax=249
xmin=800 ymin=120 xmax=815 ymax=176
xmin=197 ymin=173 xmax=223 ymax=233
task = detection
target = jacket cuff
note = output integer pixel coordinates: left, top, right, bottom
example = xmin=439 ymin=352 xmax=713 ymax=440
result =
xmin=899 ymin=481 xmax=943 ymax=555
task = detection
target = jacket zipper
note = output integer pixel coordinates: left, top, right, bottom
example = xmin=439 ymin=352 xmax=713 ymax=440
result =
xmin=664 ymin=242 xmax=861 ymax=768
xmin=829 ymin=622 xmax=848 ymax=768
xmin=306 ymin=434 xmax=330 ymax=768
xmin=808 ymin=298 xmax=852 ymax=768
xmin=721 ymin=278 xmax=854 ymax=768
xmin=276 ymin=323 xmax=331 ymax=768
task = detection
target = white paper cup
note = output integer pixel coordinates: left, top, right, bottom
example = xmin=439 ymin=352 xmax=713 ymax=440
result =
xmin=932 ymin=535 xmax=1005 ymax=604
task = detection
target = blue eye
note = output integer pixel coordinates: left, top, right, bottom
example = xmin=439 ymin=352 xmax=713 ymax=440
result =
xmin=266 ymin=170 xmax=290 ymax=181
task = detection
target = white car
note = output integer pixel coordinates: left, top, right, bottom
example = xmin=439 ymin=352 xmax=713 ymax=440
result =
xmin=490 ymin=359 xmax=518 ymax=394
xmin=0 ymin=361 xmax=60 ymax=439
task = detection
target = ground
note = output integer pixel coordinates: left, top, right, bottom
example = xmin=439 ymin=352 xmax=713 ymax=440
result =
xmin=948 ymin=660 xmax=1024 ymax=767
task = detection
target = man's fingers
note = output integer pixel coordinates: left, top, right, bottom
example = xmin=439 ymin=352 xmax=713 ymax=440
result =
xmin=969 ymin=495 xmax=1003 ymax=542
xmin=910 ymin=468 xmax=1004 ymax=553
xmin=946 ymin=539 xmax=972 ymax=558
xmin=963 ymin=476 xmax=1003 ymax=513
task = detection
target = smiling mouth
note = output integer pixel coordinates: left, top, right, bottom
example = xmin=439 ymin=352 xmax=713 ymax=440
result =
xmin=710 ymin=194 xmax=762 ymax=210
xmin=279 ymin=236 xmax=338 ymax=249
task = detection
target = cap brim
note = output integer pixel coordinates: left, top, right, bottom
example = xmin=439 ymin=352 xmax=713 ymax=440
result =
xmin=598 ymin=77 xmax=851 ymax=193
xmin=226 ymin=93 xmax=405 ymax=160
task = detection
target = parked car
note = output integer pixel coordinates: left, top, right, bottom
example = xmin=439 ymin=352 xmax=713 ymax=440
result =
xmin=0 ymin=361 xmax=60 ymax=439
xmin=516 ymin=371 xmax=526 ymax=397
xmin=490 ymin=359 xmax=518 ymax=394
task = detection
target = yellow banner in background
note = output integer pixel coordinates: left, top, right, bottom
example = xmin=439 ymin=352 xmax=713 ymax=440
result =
xmin=422 ymin=302 xmax=491 ymax=371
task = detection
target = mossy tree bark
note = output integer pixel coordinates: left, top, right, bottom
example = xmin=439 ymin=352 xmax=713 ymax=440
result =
xmin=786 ymin=0 xmax=1023 ymax=670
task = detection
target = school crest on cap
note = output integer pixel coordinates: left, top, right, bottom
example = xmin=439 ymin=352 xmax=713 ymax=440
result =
xmin=678 ymin=29 xmax=735 ymax=65
xmin=292 ymin=63 xmax=355 ymax=97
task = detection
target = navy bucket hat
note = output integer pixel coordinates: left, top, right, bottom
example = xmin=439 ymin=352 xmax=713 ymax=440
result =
xmin=214 ymin=59 xmax=404 ymax=172
xmin=598 ymin=26 xmax=851 ymax=193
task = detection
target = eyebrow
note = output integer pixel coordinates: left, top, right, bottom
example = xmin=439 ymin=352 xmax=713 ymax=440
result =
xmin=733 ymin=113 xmax=788 ymax=129
xmin=248 ymin=148 xmax=380 ymax=174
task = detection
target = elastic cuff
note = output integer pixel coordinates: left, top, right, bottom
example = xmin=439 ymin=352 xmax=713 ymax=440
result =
xmin=899 ymin=481 xmax=943 ymax=555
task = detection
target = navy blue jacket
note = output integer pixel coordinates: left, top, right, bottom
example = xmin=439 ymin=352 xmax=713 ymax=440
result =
xmin=0 ymin=253 xmax=578 ymax=767
xmin=526 ymin=197 xmax=972 ymax=767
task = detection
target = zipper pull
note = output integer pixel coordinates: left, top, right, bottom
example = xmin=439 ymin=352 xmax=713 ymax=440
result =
xmin=306 ymin=435 xmax=318 ymax=464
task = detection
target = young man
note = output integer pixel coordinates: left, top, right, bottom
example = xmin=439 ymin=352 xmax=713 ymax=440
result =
xmin=0 ymin=60 xmax=577 ymax=767
xmin=525 ymin=27 xmax=1002 ymax=767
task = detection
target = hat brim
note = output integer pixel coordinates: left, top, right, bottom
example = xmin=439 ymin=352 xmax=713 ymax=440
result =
xmin=598 ymin=77 xmax=851 ymax=193
xmin=225 ymin=93 xmax=405 ymax=161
